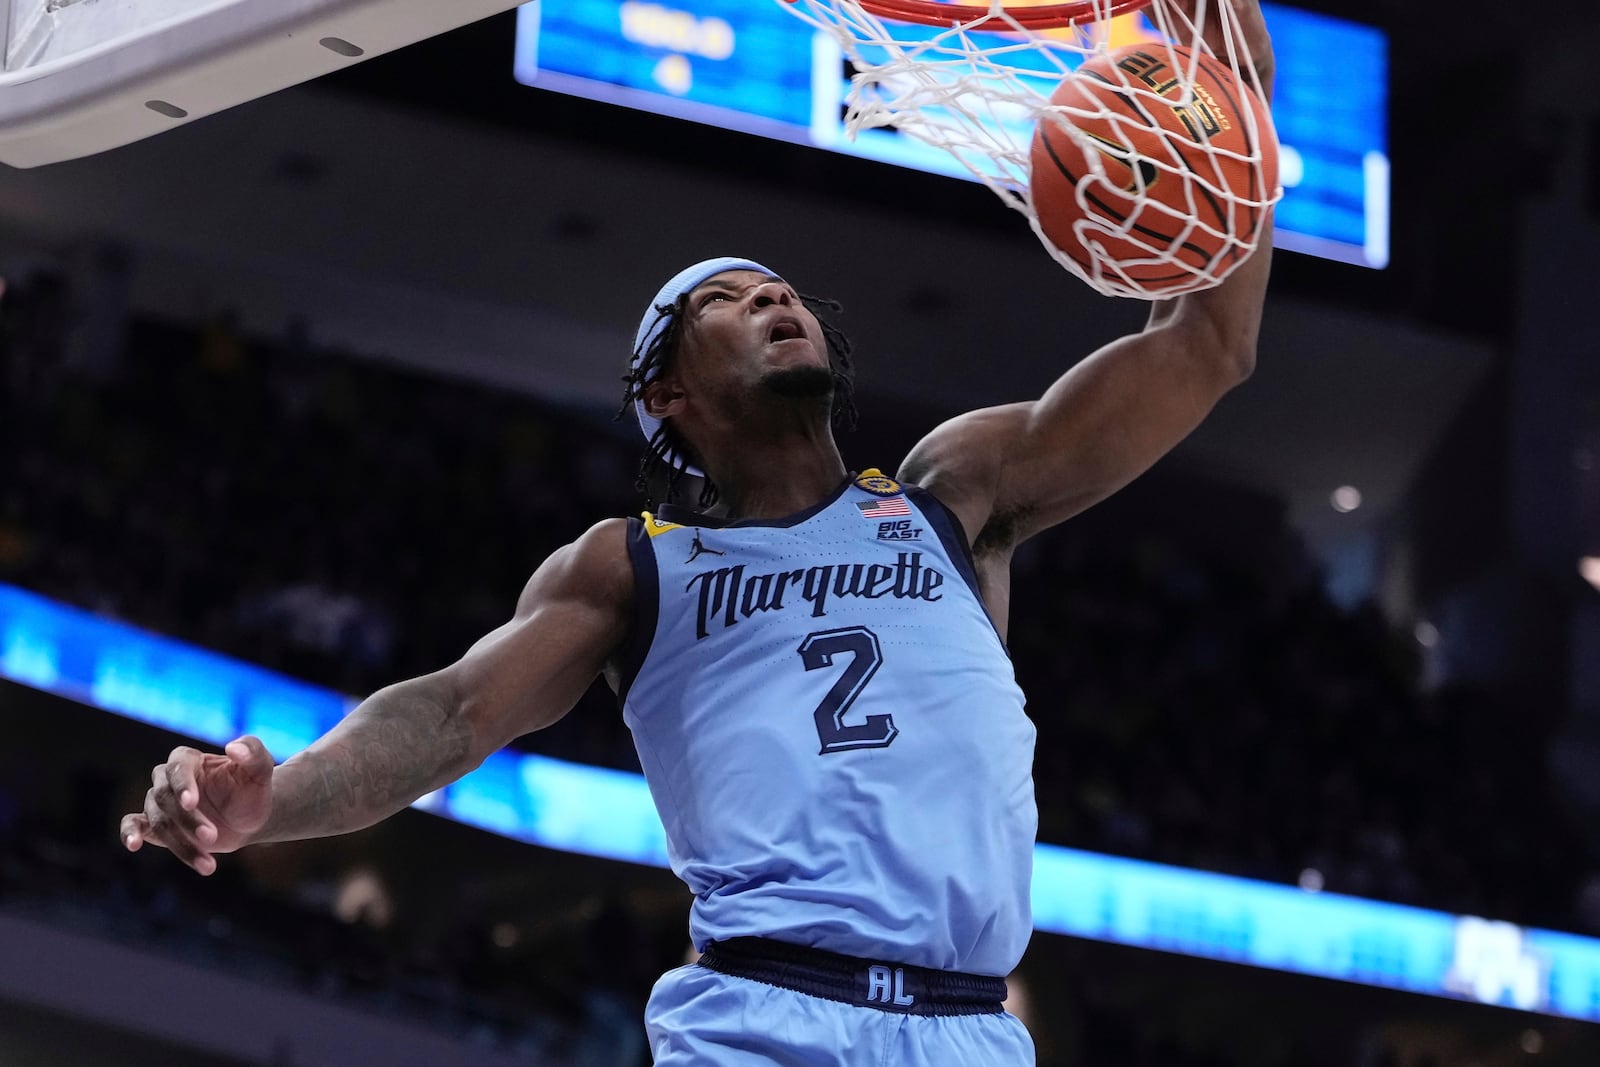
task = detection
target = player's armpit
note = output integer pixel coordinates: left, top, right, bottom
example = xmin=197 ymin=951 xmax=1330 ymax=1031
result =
xmin=442 ymin=517 xmax=635 ymax=758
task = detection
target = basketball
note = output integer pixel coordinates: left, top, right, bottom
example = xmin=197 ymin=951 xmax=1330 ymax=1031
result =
xmin=1028 ymin=44 xmax=1279 ymax=295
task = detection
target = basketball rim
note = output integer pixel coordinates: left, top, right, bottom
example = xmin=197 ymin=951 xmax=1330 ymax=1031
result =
xmin=791 ymin=0 xmax=1155 ymax=29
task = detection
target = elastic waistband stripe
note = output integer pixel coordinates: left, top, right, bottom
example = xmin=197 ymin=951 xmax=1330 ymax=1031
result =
xmin=697 ymin=937 xmax=1007 ymax=1017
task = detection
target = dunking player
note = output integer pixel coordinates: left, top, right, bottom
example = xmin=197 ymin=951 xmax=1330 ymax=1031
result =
xmin=122 ymin=3 xmax=1276 ymax=1061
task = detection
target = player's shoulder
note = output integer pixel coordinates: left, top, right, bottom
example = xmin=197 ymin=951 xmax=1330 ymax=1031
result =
xmin=570 ymin=517 xmax=639 ymax=577
xmin=899 ymin=407 xmax=1026 ymax=549
xmin=901 ymin=405 xmax=1026 ymax=484
xmin=518 ymin=518 xmax=635 ymax=616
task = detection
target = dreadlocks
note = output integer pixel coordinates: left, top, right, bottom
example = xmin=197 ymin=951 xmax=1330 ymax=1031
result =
xmin=615 ymin=292 xmax=859 ymax=510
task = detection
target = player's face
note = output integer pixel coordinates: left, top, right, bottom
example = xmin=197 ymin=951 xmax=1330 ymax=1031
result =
xmin=675 ymin=271 xmax=832 ymax=401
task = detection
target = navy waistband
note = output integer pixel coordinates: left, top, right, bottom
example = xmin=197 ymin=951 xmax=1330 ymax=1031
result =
xmin=697 ymin=937 xmax=1008 ymax=1017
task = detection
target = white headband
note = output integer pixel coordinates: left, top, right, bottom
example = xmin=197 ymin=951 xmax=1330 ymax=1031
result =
xmin=631 ymin=256 xmax=779 ymax=478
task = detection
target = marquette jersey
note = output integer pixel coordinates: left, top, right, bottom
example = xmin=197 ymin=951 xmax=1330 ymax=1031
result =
xmin=618 ymin=471 xmax=1038 ymax=976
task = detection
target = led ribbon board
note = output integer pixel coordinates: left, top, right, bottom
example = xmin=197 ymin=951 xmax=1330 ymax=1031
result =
xmin=513 ymin=1 xmax=1388 ymax=269
xmin=7 ymin=581 xmax=1595 ymax=1018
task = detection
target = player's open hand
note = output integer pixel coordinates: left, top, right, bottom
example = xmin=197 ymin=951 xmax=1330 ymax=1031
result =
xmin=120 ymin=736 xmax=275 ymax=875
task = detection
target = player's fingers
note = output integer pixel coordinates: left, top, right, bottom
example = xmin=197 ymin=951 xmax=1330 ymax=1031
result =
xmin=164 ymin=747 xmax=204 ymax=810
xmin=143 ymin=788 xmax=215 ymax=874
xmin=224 ymin=735 xmax=274 ymax=783
xmin=152 ymin=760 xmax=215 ymax=836
xmin=120 ymin=812 xmax=154 ymax=851
xmin=148 ymin=764 xmax=216 ymax=849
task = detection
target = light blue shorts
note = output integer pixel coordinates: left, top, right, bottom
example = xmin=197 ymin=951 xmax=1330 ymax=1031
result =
xmin=644 ymin=963 xmax=1036 ymax=1066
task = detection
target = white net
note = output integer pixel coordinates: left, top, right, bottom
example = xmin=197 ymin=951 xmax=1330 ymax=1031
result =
xmin=775 ymin=0 xmax=1281 ymax=298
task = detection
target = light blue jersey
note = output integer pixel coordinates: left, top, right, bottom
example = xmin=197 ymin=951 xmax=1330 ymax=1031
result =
xmin=618 ymin=471 xmax=1038 ymax=977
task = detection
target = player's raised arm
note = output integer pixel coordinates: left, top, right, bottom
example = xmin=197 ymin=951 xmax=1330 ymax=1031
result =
xmin=119 ymin=518 xmax=634 ymax=875
xmin=900 ymin=0 xmax=1276 ymax=549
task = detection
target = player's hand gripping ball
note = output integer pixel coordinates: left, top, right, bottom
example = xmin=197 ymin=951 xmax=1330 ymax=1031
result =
xmin=1028 ymin=44 xmax=1279 ymax=296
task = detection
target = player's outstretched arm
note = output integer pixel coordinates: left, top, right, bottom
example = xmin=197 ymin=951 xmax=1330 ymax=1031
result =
xmin=901 ymin=0 xmax=1276 ymax=550
xmin=119 ymin=518 xmax=633 ymax=875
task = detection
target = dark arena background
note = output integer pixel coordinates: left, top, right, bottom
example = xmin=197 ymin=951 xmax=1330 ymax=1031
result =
xmin=4 ymin=0 xmax=1600 ymax=1063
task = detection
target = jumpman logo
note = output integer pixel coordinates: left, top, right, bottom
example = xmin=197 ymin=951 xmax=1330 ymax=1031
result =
xmin=686 ymin=530 xmax=725 ymax=564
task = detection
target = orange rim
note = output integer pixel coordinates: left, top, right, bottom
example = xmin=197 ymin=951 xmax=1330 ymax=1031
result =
xmin=814 ymin=0 xmax=1155 ymax=29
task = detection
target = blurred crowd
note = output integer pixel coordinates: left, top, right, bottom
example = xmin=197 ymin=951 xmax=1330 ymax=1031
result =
xmin=0 ymin=758 xmax=663 ymax=1065
xmin=0 ymin=268 xmax=1590 ymax=1062
xmin=1013 ymin=537 xmax=1581 ymax=929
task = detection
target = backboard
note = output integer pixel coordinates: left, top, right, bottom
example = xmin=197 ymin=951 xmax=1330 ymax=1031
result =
xmin=0 ymin=0 xmax=526 ymax=168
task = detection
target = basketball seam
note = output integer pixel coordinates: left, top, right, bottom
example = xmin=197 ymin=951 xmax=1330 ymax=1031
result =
xmin=1068 ymin=63 xmax=1228 ymax=259
xmin=1037 ymin=131 xmax=1199 ymax=280
xmin=1038 ymin=132 xmax=1217 ymax=275
xmin=1192 ymin=52 xmax=1271 ymax=232
xmin=1083 ymin=62 xmax=1232 ymax=248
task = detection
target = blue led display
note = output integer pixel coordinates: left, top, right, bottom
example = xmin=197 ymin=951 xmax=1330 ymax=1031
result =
xmin=9 ymin=580 xmax=1593 ymax=1019
xmin=1263 ymin=5 xmax=1388 ymax=266
xmin=513 ymin=1 xmax=1388 ymax=269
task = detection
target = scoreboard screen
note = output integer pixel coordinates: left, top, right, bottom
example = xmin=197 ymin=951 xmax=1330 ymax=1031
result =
xmin=513 ymin=1 xmax=1389 ymax=269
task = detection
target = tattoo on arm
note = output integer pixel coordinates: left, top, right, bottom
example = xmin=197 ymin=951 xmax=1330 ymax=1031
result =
xmin=256 ymin=678 xmax=474 ymax=844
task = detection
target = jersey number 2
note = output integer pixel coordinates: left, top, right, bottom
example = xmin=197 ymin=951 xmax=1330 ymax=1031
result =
xmin=798 ymin=626 xmax=896 ymax=754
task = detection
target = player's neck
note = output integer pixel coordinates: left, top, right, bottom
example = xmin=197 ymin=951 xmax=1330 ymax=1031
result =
xmin=702 ymin=430 xmax=847 ymax=522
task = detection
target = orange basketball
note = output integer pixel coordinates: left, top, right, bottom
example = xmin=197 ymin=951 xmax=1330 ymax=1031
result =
xmin=1028 ymin=44 xmax=1278 ymax=295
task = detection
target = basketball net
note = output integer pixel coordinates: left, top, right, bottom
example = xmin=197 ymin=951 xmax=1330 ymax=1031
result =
xmin=775 ymin=0 xmax=1281 ymax=298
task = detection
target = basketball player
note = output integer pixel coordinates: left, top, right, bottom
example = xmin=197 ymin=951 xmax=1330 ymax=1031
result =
xmin=122 ymin=3 xmax=1277 ymax=1060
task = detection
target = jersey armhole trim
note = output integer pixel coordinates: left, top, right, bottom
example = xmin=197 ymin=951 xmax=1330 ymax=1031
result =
xmin=904 ymin=484 xmax=1010 ymax=653
xmin=616 ymin=516 xmax=660 ymax=707
xmin=904 ymin=484 xmax=981 ymax=597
